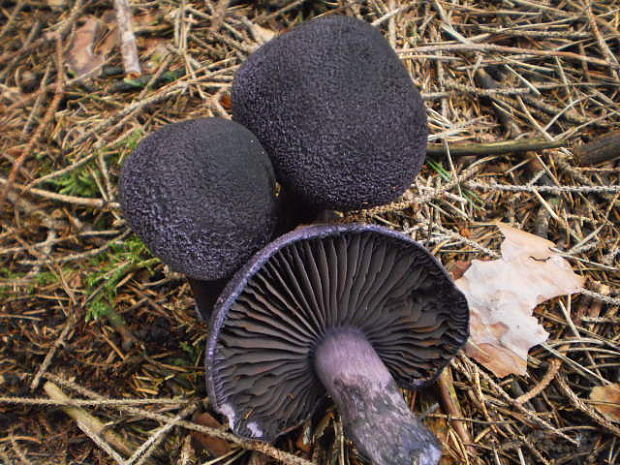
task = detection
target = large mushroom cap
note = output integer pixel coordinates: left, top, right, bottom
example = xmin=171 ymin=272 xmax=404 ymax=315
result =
xmin=232 ymin=15 xmax=428 ymax=211
xmin=206 ymin=224 xmax=469 ymax=442
xmin=119 ymin=118 xmax=278 ymax=281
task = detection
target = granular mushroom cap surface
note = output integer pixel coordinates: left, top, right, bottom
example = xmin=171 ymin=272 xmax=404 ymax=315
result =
xmin=119 ymin=118 xmax=279 ymax=281
xmin=206 ymin=224 xmax=469 ymax=441
xmin=232 ymin=15 xmax=428 ymax=211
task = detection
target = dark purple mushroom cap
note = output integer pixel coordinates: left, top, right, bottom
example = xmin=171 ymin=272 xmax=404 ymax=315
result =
xmin=206 ymin=223 xmax=468 ymax=442
xmin=232 ymin=15 xmax=428 ymax=211
xmin=119 ymin=118 xmax=278 ymax=281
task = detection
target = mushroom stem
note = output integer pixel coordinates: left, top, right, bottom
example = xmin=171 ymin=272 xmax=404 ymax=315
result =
xmin=188 ymin=277 xmax=229 ymax=321
xmin=276 ymin=189 xmax=322 ymax=233
xmin=313 ymin=328 xmax=441 ymax=465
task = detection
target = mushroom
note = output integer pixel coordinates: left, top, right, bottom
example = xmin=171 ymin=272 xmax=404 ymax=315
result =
xmin=232 ymin=16 xmax=428 ymax=224
xmin=206 ymin=224 xmax=469 ymax=465
xmin=119 ymin=118 xmax=279 ymax=319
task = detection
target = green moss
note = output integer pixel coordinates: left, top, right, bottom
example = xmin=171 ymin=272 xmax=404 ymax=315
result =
xmin=47 ymin=165 xmax=99 ymax=198
xmin=115 ymin=128 xmax=145 ymax=154
xmin=85 ymin=299 xmax=113 ymax=322
xmin=35 ymin=271 xmax=58 ymax=286
xmin=85 ymin=236 xmax=157 ymax=321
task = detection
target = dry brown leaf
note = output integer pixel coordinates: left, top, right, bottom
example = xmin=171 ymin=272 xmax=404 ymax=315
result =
xmin=45 ymin=0 xmax=66 ymax=7
xmin=247 ymin=23 xmax=278 ymax=52
xmin=448 ymin=260 xmax=471 ymax=280
xmin=251 ymin=24 xmax=278 ymax=44
xmin=190 ymin=412 xmax=233 ymax=457
xmin=65 ymin=15 xmax=118 ymax=80
xmin=590 ymin=383 xmax=620 ymax=422
xmin=66 ymin=17 xmax=105 ymax=79
xmin=97 ymin=10 xmax=120 ymax=57
xmin=457 ymin=223 xmax=585 ymax=377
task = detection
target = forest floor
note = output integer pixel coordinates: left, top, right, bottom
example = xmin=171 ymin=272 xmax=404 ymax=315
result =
xmin=0 ymin=1 xmax=619 ymax=465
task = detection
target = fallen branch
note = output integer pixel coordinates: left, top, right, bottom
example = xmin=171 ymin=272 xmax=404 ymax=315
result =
xmin=427 ymin=138 xmax=566 ymax=157
xmin=437 ymin=367 xmax=474 ymax=456
xmin=43 ymin=381 xmax=132 ymax=461
xmin=399 ymin=42 xmax=620 ymax=69
xmin=44 ymin=374 xmax=317 ymax=465
xmin=465 ymin=182 xmax=620 ymax=194
xmin=0 ymin=397 xmax=197 ymax=407
xmin=0 ymin=175 xmax=119 ymax=210
xmin=114 ymin=0 xmax=141 ymax=77
xmin=572 ymin=130 xmax=620 ymax=166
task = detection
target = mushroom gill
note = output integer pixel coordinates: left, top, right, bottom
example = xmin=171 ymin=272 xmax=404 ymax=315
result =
xmin=207 ymin=224 xmax=468 ymax=448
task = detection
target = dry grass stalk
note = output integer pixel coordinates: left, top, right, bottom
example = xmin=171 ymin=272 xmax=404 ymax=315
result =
xmin=0 ymin=0 xmax=84 ymax=66
xmin=0 ymin=1 xmax=618 ymax=464
xmin=0 ymin=38 xmax=65 ymax=210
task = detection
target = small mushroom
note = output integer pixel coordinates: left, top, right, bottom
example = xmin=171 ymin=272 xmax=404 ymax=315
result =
xmin=119 ymin=118 xmax=279 ymax=319
xmin=232 ymin=16 xmax=428 ymax=223
xmin=206 ymin=224 xmax=469 ymax=465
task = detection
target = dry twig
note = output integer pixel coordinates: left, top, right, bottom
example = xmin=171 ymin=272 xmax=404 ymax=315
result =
xmin=114 ymin=0 xmax=142 ymax=77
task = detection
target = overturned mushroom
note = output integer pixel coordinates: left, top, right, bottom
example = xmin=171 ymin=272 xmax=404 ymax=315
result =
xmin=119 ymin=118 xmax=279 ymax=319
xmin=206 ymin=224 xmax=469 ymax=465
xmin=232 ymin=16 xmax=428 ymax=224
